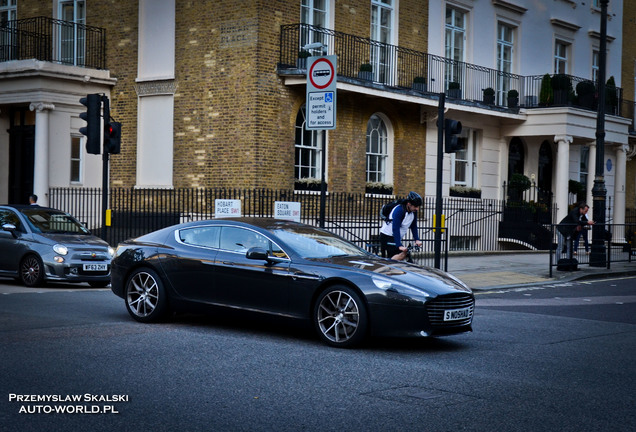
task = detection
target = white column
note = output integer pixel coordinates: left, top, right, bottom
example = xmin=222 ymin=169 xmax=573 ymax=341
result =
xmin=586 ymin=141 xmax=596 ymax=214
xmin=555 ymin=135 xmax=572 ymax=222
xmin=29 ymin=102 xmax=55 ymax=207
xmin=613 ymin=144 xmax=627 ymax=242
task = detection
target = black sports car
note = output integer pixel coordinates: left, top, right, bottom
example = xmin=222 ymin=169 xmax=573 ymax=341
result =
xmin=110 ymin=218 xmax=474 ymax=347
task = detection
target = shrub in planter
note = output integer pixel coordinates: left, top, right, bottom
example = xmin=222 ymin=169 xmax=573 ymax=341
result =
xmin=365 ymin=182 xmax=393 ymax=195
xmin=449 ymin=186 xmax=481 ymax=199
xmin=551 ymin=74 xmax=572 ymax=105
xmin=539 ymin=74 xmax=553 ymax=106
xmin=483 ymin=87 xmax=495 ymax=105
xmin=605 ymin=76 xmax=618 ymax=114
xmin=412 ymin=76 xmax=427 ymax=92
xmin=297 ymin=50 xmax=311 ymax=69
xmin=507 ymin=173 xmax=531 ymax=201
xmin=576 ymin=80 xmax=596 ymax=109
xmin=358 ymin=63 xmax=373 ymax=81
xmin=294 ymin=178 xmax=323 ymax=191
xmin=507 ymin=89 xmax=519 ymax=108
xmin=447 ymin=81 xmax=461 ymax=99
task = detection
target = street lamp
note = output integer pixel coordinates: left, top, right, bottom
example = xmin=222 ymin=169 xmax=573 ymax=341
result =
xmin=590 ymin=0 xmax=609 ymax=267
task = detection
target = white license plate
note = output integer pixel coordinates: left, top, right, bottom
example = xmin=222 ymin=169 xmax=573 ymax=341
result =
xmin=444 ymin=307 xmax=472 ymax=321
xmin=83 ymin=263 xmax=107 ymax=271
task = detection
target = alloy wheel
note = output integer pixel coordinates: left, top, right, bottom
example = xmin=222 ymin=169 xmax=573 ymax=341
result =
xmin=126 ymin=271 xmax=160 ymax=318
xmin=316 ymin=290 xmax=361 ymax=344
xmin=20 ymin=255 xmax=43 ymax=287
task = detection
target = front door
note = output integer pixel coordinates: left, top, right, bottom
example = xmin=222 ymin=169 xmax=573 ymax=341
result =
xmin=8 ymin=109 xmax=35 ymax=205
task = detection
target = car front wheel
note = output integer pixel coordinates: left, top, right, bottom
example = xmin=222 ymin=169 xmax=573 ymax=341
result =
xmin=124 ymin=268 xmax=168 ymax=323
xmin=314 ymin=285 xmax=367 ymax=348
xmin=20 ymin=254 xmax=45 ymax=287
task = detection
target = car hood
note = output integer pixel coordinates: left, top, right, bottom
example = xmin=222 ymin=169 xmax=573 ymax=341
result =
xmin=34 ymin=233 xmax=110 ymax=248
xmin=319 ymin=255 xmax=472 ymax=294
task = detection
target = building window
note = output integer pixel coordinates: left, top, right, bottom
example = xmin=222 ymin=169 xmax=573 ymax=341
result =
xmin=366 ymin=114 xmax=389 ymax=184
xmin=370 ymin=0 xmax=394 ymax=84
xmin=554 ymin=41 xmax=568 ymax=74
xmin=592 ymin=50 xmax=599 ymax=83
xmin=580 ymin=146 xmax=589 ymax=189
xmin=294 ymin=105 xmax=324 ymax=180
xmin=300 ymin=0 xmax=329 ymax=54
xmin=445 ymin=6 xmax=465 ymax=86
xmin=496 ymin=22 xmax=514 ymax=105
xmin=1 ymin=0 xmax=17 ymax=59
xmin=0 ymin=0 xmax=17 ymax=22
xmin=70 ymin=136 xmax=82 ymax=183
xmin=451 ymin=129 xmax=477 ymax=188
xmin=58 ymin=0 xmax=85 ymax=66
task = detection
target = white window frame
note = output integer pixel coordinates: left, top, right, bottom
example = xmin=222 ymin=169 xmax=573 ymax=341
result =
xmin=445 ymin=6 xmax=466 ymax=87
xmin=554 ymin=40 xmax=569 ymax=74
xmin=70 ymin=135 xmax=83 ymax=184
xmin=370 ymin=0 xmax=395 ymax=84
xmin=451 ymin=128 xmax=478 ymax=188
xmin=57 ymin=0 xmax=86 ymax=66
xmin=592 ymin=49 xmax=599 ymax=83
xmin=295 ymin=105 xmax=326 ymax=180
xmin=496 ymin=22 xmax=514 ymax=105
xmin=300 ymin=0 xmax=332 ymax=55
xmin=365 ymin=113 xmax=393 ymax=186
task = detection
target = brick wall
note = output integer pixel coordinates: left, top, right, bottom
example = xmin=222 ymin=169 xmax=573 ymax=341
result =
xmin=622 ymin=0 xmax=636 ymax=209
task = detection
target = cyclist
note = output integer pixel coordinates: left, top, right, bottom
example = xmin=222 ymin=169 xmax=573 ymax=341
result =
xmin=380 ymin=191 xmax=423 ymax=261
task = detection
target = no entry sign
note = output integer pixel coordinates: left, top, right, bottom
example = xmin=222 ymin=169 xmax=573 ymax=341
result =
xmin=306 ymin=55 xmax=337 ymax=130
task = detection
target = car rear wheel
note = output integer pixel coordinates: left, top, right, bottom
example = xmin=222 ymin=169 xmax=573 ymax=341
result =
xmin=20 ymin=254 xmax=45 ymax=287
xmin=124 ymin=268 xmax=168 ymax=323
xmin=314 ymin=285 xmax=367 ymax=348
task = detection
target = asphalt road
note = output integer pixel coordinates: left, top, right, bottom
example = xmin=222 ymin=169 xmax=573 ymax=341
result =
xmin=1 ymin=276 xmax=635 ymax=432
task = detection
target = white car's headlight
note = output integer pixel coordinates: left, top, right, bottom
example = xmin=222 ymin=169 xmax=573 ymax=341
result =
xmin=108 ymin=246 xmax=115 ymax=257
xmin=53 ymin=244 xmax=68 ymax=255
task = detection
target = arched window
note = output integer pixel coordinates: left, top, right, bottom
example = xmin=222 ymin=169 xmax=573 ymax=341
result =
xmin=294 ymin=105 xmax=325 ymax=180
xmin=366 ymin=114 xmax=392 ymax=185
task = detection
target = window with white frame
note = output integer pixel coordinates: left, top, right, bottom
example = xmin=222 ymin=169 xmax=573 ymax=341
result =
xmin=300 ymin=0 xmax=329 ymax=55
xmin=370 ymin=0 xmax=394 ymax=84
xmin=70 ymin=136 xmax=82 ymax=183
xmin=451 ymin=128 xmax=477 ymax=188
xmin=366 ymin=114 xmax=392 ymax=185
xmin=0 ymin=0 xmax=17 ymax=23
xmin=58 ymin=0 xmax=86 ymax=66
xmin=496 ymin=22 xmax=514 ymax=105
xmin=554 ymin=40 xmax=569 ymax=74
xmin=294 ymin=105 xmax=325 ymax=180
xmin=1 ymin=0 xmax=17 ymax=59
xmin=579 ymin=146 xmax=589 ymax=189
xmin=445 ymin=6 xmax=466 ymax=86
xmin=592 ymin=50 xmax=599 ymax=83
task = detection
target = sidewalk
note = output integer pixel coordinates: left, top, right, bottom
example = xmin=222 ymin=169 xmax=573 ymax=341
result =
xmin=443 ymin=251 xmax=636 ymax=291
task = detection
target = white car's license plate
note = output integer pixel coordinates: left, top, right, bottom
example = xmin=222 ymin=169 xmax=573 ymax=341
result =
xmin=444 ymin=307 xmax=472 ymax=321
xmin=83 ymin=263 xmax=107 ymax=271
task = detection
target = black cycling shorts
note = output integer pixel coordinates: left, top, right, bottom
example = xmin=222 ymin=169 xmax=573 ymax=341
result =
xmin=380 ymin=233 xmax=400 ymax=258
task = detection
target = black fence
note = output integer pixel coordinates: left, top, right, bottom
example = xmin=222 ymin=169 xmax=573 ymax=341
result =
xmin=548 ymin=223 xmax=636 ymax=276
xmin=0 ymin=16 xmax=106 ymax=69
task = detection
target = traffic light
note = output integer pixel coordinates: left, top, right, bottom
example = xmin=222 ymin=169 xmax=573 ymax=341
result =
xmin=444 ymin=118 xmax=463 ymax=153
xmin=79 ymin=94 xmax=101 ymax=154
xmin=105 ymin=122 xmax=121 ymax=154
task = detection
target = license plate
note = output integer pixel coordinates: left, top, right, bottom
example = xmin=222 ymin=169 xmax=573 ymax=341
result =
xmin=83 ymin=263 xmax=107 ymax=271
xmin=444 ymin=307 xmax=472 ymax=321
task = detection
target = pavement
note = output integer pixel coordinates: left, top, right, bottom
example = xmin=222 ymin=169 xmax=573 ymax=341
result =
xmin=444 ymin=251 xmax=636 ymax=291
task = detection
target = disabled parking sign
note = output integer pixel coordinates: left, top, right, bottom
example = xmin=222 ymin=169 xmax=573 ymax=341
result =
xmin=306 ymin=55 xmax=337 ymax=130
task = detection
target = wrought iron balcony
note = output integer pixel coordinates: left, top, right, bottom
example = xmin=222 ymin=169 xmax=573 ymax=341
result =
xmin=279 ymin=23 xmax=633 ymax=126
xmin=0 ymin=16 xmax=106 ymax=69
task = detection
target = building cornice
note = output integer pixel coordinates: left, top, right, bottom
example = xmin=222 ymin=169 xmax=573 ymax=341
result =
xmin=550 ymin=18 xmax=581 ymax=32
xmin=491 ymin=0 xmax=527 ymax=14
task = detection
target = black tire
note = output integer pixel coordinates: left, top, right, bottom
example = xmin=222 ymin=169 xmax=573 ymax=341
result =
xmin=88 ymin=281 xmax=110 ymax=288
xmin=313 ymin=285 xmax=368 ymax=348
xmin=124 ymin=268 xmax=168 ymax=323
xmin=20 ymin=254 xmax=45 ymax=287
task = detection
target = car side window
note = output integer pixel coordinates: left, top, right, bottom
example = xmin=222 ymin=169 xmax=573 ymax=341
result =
xmin=178 ymin=226 xmax=220 ymax=248
xmin=219 ymin=227 xmax=272 ymax=254
xmin=0 ymin=209 xmax=23 ymax=232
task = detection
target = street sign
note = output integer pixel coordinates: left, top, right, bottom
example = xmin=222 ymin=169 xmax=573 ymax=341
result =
xmin=215 ymin=199 xmax=241 ymax=218
xmin=274 ymin=201 xmax=301 ymax=222
xmin=306 ymin=55 xmax=337 ymax=130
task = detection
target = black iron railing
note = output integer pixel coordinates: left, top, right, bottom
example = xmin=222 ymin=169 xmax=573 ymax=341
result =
xmin=280 ymin=24 xmax=633 ymax=127
xmin=0 ymin=16 xmax=106 ymax=69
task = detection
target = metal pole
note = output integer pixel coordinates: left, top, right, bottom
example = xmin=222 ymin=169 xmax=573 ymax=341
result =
xmin=319 ymin=131 xmax=327 ymax=228
xmin=101 ymin=95 xmax=109 ymax=241
xmin=434 ymin=93 xmax=445 ymax=269
xmin=590 ymin=0 xmax=609 ymax=267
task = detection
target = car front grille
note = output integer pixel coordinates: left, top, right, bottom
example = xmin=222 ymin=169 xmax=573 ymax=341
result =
xmin=426 ymin=293 xmax=475 ymax=328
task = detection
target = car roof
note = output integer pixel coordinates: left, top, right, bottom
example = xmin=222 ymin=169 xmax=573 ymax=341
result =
xmin=0 ymin=204 xmax=63 ymax=212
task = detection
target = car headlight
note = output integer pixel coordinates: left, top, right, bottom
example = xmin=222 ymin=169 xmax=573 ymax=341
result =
xmin=53 ymin=244 xmax=68 ymax=255
xmin=108 ymin=246 xmax=115 ymax=257
xmin=372 ymin=276 xmax=429 ymax=298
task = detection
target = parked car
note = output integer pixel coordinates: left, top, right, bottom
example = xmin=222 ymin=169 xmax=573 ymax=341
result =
xmin=110 ymin=218 xmax=474 ymax=347
xmin=0 ymin=204 xmax=114 ymax=287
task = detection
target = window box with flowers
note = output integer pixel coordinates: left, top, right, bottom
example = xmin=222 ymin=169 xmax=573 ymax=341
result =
xmin=294 ymin=178 xmax=323 ymax=191
xmin=365 ymin=182 xmax=393 ymax=195
xmin=449 ymin=186 xmax=481 ymax=199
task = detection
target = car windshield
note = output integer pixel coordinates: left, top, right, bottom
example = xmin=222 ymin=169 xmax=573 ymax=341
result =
xmin=273 ymin=226 xmax=368 ymax=259
xmin=21 ymin=209 xmax=90 ymax=235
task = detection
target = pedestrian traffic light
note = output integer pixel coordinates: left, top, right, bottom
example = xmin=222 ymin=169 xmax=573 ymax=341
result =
xmin=105 ymin=122 xmax=121 ymax=154
xmin=444 ymin=118 xmax=463 ymax=153
xmin=79 ymin=94 xmax=101 ymax=154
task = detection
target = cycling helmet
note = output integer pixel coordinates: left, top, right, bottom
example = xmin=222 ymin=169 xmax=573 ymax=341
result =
xmin=406 ymin=191 xmax=423 ymax=207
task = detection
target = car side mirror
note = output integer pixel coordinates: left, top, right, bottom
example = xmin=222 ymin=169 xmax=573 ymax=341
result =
xmin=2 ymin=223 xmax=18 ymax=238
xmin=246 ymin=247 xmax=288 ymax=264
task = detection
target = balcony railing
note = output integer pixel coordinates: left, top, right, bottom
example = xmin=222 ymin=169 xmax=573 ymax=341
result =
xmin=280 ymin=24 xmax=634 ymax=128
xmin=0 ymin=16 xmax=106 ymax=69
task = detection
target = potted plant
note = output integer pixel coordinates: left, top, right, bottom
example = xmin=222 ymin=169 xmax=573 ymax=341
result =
xmin=412 ymin=76 xmax=427 ymax=92
xmin=297 ymin=49 xmax=311 ymax=69
xmin=568 ymin=179 xmax=585 ymax=202
xmin=449 ymin=186 xmax=482 ymax=199
xmin=575 ymin=80 xmax=596 ymax=110
xmin=551 ymin=73 xmax=572 ymax=105
xmin=605 ymin=76 xmax=618 ymax=115
xmin=483 ymin=87 xmax=495 ymax=105
xmin=294 ymin=178 xmax=323 ymax=191
xmin=358 ymin=63 xmax=373 ymax=81
xmin=447 ymin=81 xmax=461 ymax=99
xmin=507 ymin=173 xmax=531 ymax=202
xmin=507 ymin=89 xmax=519 ymax=108
xmin=539 ymin=74 xmax=553 ymax=106
xmin=365 ymin=182 xmax=393 ymax=195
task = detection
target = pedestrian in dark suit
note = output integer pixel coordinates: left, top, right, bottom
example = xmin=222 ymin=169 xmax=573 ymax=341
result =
xmin=557 ymin=203 xmax=594 ymax=259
